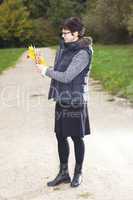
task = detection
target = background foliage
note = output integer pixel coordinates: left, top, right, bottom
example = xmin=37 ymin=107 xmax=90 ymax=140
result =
xmin=0 ymin=0 xmax=132 ymax=47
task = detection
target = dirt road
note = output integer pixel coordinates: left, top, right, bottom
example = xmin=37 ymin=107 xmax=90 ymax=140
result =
xmin=0 ymin=48 xmax=133 ymax=200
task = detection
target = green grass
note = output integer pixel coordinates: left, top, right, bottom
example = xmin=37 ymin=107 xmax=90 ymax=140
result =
xmin=92 ymin=44 xmax=133 ymax=102
xmin=51 ymin=45 xmax=58 ymax=50
xmin=0 ymin=48 xmax=25 ymax=74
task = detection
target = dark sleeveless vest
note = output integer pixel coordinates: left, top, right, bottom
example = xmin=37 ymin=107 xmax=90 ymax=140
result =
xmin=48 ymin=38 xmax=92 ymax=105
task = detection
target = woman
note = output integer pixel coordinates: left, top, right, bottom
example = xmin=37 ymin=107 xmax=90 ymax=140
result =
xmin=36 ymin=17 xmax=93 ymax=187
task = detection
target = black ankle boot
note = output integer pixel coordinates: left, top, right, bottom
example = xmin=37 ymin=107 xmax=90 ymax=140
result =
xmin=47 ymin=163 xmax=71 ymax=187
xmin=71 ymin=164 xmax=82 ymax=187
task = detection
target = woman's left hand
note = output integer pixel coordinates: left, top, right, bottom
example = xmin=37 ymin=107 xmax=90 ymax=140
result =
xmin=36 ymin=63 xmax=48 ymax=76
xmin=36 ymin=64 xmax=44 ymax=72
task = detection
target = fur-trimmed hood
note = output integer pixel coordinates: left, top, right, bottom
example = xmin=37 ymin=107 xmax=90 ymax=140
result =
xmin=60 ymin=37 xmax=93 ymax=53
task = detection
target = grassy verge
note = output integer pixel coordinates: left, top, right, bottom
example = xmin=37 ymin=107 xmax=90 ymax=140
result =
xmin=92 ymin=44 xmax=133 ymax=103
xmin=0 ymin=48 xmax=25 ymax=74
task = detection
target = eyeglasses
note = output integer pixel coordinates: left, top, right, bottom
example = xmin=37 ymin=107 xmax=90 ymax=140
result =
xmin=61 ymin=31 xmax=71 ymax=35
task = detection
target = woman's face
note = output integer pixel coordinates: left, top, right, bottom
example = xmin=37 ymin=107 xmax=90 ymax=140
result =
xmin=61 ymin=29 xmax=79 ymax=43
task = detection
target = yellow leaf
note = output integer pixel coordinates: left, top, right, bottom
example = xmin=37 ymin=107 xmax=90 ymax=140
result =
xmin=27 ymin=45 xmax=36 ymax=60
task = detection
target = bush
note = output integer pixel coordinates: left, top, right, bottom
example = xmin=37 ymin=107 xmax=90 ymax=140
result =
xmin=0 ymin=0 xmax=33 ymax=47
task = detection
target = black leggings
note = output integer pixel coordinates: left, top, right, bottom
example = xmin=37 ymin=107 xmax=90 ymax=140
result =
xmin=56 ymin=133 xmax=85 ymax=165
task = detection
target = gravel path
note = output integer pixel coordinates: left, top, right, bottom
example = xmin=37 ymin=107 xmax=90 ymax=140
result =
xmin=0 ymin=48 xmax=133 ymax=200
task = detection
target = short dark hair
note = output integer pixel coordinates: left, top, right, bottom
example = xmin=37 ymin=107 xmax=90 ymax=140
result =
xmin=60 ymin=17 xmax=85 ymax=38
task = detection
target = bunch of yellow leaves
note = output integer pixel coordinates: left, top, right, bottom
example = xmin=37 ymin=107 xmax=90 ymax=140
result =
xmin=27 ymin=45 xmax=47 ymax=65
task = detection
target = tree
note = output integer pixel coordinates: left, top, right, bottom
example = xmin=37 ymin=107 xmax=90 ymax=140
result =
xmin=0 ymin=0 xmax=33 ymax=47
xmin=47 ymin=0 xmax=83 ymax=34
xmin=22 ymin=0 xmax=50 ymax=18
xmin=22 ymin=0 xmax=88 ymax=45
xmin=83 ymin=0 xmax=133 ymax=43
xmin=31 ymin=17 xmax=58 ymax=46
xmin=127 ymin=5 xmax=133 ymax=36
